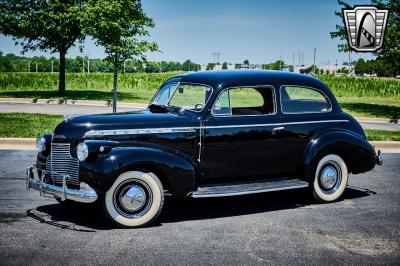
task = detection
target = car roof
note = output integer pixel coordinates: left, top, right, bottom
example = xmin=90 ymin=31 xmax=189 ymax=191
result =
xmin=167 ymin=70 xmax=328 ymax=92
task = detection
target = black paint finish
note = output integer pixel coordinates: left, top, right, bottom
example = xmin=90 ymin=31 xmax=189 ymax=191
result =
xmin=36 ymin=70 xmax=378 ymax=198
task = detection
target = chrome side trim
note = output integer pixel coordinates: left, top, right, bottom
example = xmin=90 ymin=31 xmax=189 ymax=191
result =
xmin=26 ymin=165 xmax=98 ymax=203
xmin=85 ymin=127 xmax=196 ymax=137
xmin=84 ymin=120 xmax=349 ymax=137
xmin=191 ymin=183 xmax=309 ymax=198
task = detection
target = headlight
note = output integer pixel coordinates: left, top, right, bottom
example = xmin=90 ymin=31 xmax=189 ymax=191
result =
xmin=77 ymin=142 xmax=89 ymax=162
xmin=36 ymin=136 xmax=46 ymax=153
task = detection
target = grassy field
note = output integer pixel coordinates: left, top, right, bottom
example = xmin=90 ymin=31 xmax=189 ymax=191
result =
xmin=0 ymin=112 xmax=398 ymax=141
xmin=0 ymin=72 xmax=399 ymax=119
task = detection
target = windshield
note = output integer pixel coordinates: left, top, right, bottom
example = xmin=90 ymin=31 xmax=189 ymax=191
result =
xmin=151 ymin=83 xmax=212 ymax=112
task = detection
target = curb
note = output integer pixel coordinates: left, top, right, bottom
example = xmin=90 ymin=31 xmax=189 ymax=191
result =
xmin=0 ymin=138 xmax=399 ymax=152
xmin=356 ymin=117 xmax=399 ymax=124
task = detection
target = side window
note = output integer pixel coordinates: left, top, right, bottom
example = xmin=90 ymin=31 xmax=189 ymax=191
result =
xmin=281 ymin=86 xmax=331 ymax=113
xmin=212 ymin=90 xmax=231 ymax=115
xmin=212 ymin=86 xmax=275 ymax=116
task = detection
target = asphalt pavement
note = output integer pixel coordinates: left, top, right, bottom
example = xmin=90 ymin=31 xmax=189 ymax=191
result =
xmin=0 ymin=150 xmax=399 ymax=265
xmin=0 ymin=102 xmax=399 ymax=131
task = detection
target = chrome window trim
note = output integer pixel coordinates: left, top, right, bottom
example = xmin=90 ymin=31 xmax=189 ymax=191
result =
xmin=279 ymin=85 xmax=333 ymax=115
xmin=167 ymin=82 xmax=214 ymax=113
xmin=149 ymin=82 xmax=179 ymax=106
xmin=211 ymin=85 xmax=277 ymax=117
xmin=84 ymin=120 xmax=349 ymax=137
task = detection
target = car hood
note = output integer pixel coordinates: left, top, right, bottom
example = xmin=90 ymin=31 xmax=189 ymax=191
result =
xmin=52 ymin=109 xmax=196 ymax=142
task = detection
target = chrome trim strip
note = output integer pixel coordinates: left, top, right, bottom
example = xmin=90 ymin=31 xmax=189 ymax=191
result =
xmin=85 ymin=127 xmax=196 ymax=137
xmin=84 ymin=120 xmax=349 ymax=136
xmin=26 ymin=165 xmax=98 ymax=203
xmin=191 ymin=183 xmax=309 ymax=198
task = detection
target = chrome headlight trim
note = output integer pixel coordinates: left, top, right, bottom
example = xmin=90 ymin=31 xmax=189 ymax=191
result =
xmin=77 ymin=142 xmax=89 ymax=162
xmin=36 ymin=136 xmax=46 ymax=153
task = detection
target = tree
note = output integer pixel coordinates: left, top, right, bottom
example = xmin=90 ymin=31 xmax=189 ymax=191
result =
xmin=330 ymin=0 xmax=400 ymax=76
xmin=0 ymin=0 xmax=84 ymax=94
xmin=222 ymin=62 xmax=228 ymax=70
xmin=243 ymin=59 xmax=250 ymax=65
xmin=84 ymin=0 xmax=157 ymax=112
xmin=206 ymin=63 xmax=215 ymax=70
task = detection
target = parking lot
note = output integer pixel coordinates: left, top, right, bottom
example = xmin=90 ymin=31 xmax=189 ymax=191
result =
xmin=0 ymin=150 xmax=399 ymax=265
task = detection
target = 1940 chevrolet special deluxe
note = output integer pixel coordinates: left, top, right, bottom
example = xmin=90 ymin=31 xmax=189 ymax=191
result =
xmin=26 ymin=70 xmax=382 ymax=227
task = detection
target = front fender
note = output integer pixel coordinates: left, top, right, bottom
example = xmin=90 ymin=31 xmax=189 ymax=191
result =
xmin=303 ymin=130 xmax=376 ymax=180
xmin=80 ymin=144 xmax=197 ymax=198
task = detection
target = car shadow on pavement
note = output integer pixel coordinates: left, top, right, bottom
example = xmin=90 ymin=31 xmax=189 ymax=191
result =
xmin=32 ymin=186 xmax=375 ymax=230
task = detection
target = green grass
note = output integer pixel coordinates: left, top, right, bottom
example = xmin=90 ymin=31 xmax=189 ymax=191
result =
xmin=0 ymin=113 xmax=398 ymax=141
xmin=0 ymin=72 xmax=180 ymax=103
xmin=0 ymin=72 xmax=399 ymax=118
xmin=0 ymin=113 xmax=62 ymax=138
xmin=365 ymin=130 xmax=400 ymax=141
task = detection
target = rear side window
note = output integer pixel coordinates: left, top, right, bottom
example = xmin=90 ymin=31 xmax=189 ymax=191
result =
xmin=280 ymin=86 xmax=331 ymax=114
xmin=212 ymin=86 xmax=275 ymax=116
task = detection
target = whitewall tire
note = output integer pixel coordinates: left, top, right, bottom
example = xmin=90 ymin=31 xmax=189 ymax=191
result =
xmin=104 ymin=171 xmax=164 ymax=228
xmin=312 ymin=154 xmax=348 ymax=203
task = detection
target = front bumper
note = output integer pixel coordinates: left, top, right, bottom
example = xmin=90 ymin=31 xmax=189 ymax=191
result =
xmin=25 ymin=164 xmax=98 ymax=203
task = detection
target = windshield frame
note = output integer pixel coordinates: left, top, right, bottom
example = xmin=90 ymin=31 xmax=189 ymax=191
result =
xmin=150 ymin=81 xmax=214 ymax=113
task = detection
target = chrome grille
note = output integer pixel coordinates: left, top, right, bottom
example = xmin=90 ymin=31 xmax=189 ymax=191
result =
xmin=46 ymin=143 xmax=79 ymax=187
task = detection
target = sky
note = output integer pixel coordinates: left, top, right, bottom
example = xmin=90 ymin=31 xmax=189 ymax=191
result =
xmin=0 ymin=0 xmax=375 ymax=66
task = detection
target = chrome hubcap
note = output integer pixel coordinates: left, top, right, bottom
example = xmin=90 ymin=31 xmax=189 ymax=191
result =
xmin=318 ymin=161 xmax=342 ymax=194
xmin=119 ymin=185 xmax=146 ymax=212
xmin=113 ymin=179 xmax=153 ymax=218
xmin=320 ymin=166 xmax=338 ymax=190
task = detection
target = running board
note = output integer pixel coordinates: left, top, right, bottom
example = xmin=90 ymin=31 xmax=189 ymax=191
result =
xmin=191 ymin=178 xmax=309 ymax=198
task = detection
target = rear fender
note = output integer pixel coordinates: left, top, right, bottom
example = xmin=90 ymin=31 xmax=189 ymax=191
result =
xmin=302 ymin=130 xmax=376 ymax=180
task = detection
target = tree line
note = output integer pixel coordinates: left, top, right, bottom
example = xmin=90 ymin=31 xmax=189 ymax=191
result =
xmin=0 ymin=52 xmax=200 ymax=73
xmin=0 ymin=0 xmax=159 ymax=112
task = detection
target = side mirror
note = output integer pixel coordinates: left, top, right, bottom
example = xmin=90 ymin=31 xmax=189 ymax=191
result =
xmin=214 ymin=102 xmax=222 ymax=111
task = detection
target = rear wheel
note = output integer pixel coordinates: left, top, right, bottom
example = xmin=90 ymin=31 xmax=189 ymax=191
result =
xmin=103 ymin=171 xmax=164 ymax=228
xmin=312 ymin=154 xmax=348 ymax=203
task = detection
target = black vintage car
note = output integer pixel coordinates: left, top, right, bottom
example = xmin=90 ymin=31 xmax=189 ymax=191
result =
xmin=26 ymin=70 xmax=382 ymax=227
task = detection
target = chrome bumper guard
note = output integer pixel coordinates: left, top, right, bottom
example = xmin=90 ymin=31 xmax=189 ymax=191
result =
xmin=25 ymin=164 xmax=98 ymax=203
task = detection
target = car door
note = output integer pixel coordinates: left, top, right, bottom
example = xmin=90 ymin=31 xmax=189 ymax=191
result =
xmin=199 ymin=85 xmax=286 ymax=181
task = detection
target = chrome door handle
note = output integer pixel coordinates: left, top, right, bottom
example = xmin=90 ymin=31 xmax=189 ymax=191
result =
xmin=272 ymin=126 xmax=284 ymax=131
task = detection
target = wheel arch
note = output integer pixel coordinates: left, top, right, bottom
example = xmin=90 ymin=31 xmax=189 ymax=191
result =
xmin=302 ymin=130 xmax=376 ymax=180
xmin=90 ymin=145 xmax=197 ymax=198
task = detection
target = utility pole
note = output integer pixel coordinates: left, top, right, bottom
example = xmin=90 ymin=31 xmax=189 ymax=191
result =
xmin=298 ymin=51 xmax=301 ymax=66
xmin=51 ymin=61 xmax=54 ymax=73
xmin=28 ymin=62 xmax=30 ymax=73
xmin=212 ymin=52 xmax=221 ymax=65
xmin=35 ymin=63 xmax=38 ymax=73
xmin=279 ymin=55 xmax=282 ymax=71
xmin=292 ymin=53 xmax=295 ymax=71
xmin=313 ymin=48 xmax=316 ymax=74
xmin=87 ymin=57 xmax=90 ymax=73
xmin=82 ymin=57 xmax=85 ymax=73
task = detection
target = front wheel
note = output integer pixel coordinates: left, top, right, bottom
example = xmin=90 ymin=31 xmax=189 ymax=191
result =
xmin=103 ymin=171 xmax=164 ymax=228
xmin=312 ymin=154 xmax=348 ymax=203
